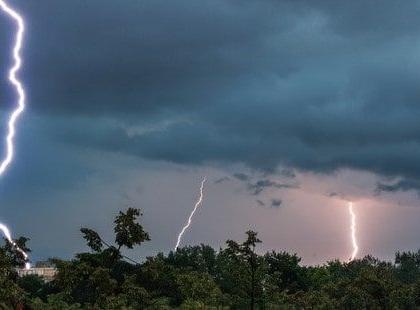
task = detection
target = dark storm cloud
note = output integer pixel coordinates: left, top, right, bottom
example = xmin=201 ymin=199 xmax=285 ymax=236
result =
xmin=375 ymin=179 xmax=420 ymax=195
xmin=233 ymin=173 xmax=250 ymax=182
xmin=271 ymin=199 xmax=282 ymax=208
xmin=279 ymin=169 xmax=296 ymax=179
xmin=254 ymin=198 xmax=282 ymax=208
xmin=247 ymin=179 xmax=298 ymax=196
xmin=214 ymin=176 xmax=230 ymax=184
xmin=3 ymin=0 xmax=420 ymax=189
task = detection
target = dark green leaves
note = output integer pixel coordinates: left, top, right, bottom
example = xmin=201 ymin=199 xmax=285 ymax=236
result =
xmin=80 ymin=228 xmax=103 ymax=252
xmin=114 ymin=208 xmax=150 ymax=249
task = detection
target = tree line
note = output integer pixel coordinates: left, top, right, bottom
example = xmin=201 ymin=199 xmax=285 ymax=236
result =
xmin=1 ymin=208 xmax=420 ymax=309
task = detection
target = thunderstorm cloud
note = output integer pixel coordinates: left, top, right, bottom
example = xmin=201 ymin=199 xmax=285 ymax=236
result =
xmin=2 ymin=0 xmax=420 ymax=263
xmin=0 ymin=0 xmax=419 ymax=185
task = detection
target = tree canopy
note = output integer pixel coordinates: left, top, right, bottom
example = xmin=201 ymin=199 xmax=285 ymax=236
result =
xmin=1 ymin=208 xmax=420 ymax=309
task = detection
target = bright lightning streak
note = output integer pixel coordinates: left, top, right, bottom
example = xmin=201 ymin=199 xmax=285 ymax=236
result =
xmin=0 ymin=0 xmax=25 ymax=175
xmin=348 ymin=202 xmax=358 ymax=261
xmin=175 ymin=177 xmax=207 ymax=251
xmin=0 ymin=223 xmax=29 ymax=269
xmin=0 ymin=0 xmax=30 ymax=269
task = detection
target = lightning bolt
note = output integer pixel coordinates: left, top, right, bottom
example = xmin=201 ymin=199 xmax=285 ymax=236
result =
xmin=348 ymin=201 xmax=358 ymax=261
xmin=0 ymin=223 xmax=29 ymax=269
xmin=0 ymin=0 xmax=30 ymax=269
xmin=175 ymin=177 xmax=206 ymax=251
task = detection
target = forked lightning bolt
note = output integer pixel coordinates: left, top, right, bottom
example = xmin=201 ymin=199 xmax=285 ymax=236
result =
xmin=0 ymin=0 xmax=30 ymax=268
xmin=175 ymin=177 xmax=207 ymax=251
xmin=348 ymin=202 xmax=358 ymax=261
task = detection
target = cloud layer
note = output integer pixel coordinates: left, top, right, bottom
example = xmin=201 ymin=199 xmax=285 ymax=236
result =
xmin=2 ymin=1 xmax=420 ymax=185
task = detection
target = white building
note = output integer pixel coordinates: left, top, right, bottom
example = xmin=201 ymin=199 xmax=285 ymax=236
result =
xmin=17 ymin=267 xmax=57 ymax=282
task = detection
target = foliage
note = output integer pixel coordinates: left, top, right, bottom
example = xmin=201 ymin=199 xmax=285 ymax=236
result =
xmin=114 ymin=208 xmax=150 ymax=250
xmin=2 ymin=208 xmax=420 ymax=309
xmin=80 ymin=228 xmax=102 ymax=252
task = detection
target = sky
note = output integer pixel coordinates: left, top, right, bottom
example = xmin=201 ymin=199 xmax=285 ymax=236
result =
xmin=1 ymin=0 xmax=420 ymax=265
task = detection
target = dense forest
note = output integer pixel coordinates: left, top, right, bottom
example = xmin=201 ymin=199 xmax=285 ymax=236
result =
xmin=1 ymin=208 xmax=420 ymax=309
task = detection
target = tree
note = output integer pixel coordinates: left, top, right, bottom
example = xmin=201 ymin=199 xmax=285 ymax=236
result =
xmin=175 ymin=271 xmax=222 ymax=306
xmin=166 ymin=245 xmax=217 ymax=274
xmin=0 ymin=236 xmax=31 ymax=307
xmin=80 ymin=228 xmax=102 ymax=253
xmin=31 ymin=293 xmax=82 ymax=310
xmin=395 ymin=250 xmax=420 ymax=284
xmin=222 ymin=230 xmax=265 ymax=309
xmin=264 ymin=251 xmax=309 ymax=294
xmin=4 ymin=236 xmax=31 ymax=268
xmin=114 ymin=208 xmax=150 ymax=250
xmin=17 ymin=274 xmax=44 ymax=299
xmin=80 ymin=207 xmax=150 ymax=265
xmin=139 ymin=254 xmax=180 ymax=305
xmin=51 ymin=208 xmax=151 ymax=307
xmin=9 ymin=208 xmax=420 ymax=309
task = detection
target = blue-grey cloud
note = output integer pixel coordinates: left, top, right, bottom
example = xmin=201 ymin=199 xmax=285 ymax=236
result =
xmin=233 ymin=173 xmax=250 ymax=182
xmin=375 ymin=179 xmax=420 ymax=195
xmin=2 ymin=0 xmax=420 ymax=190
